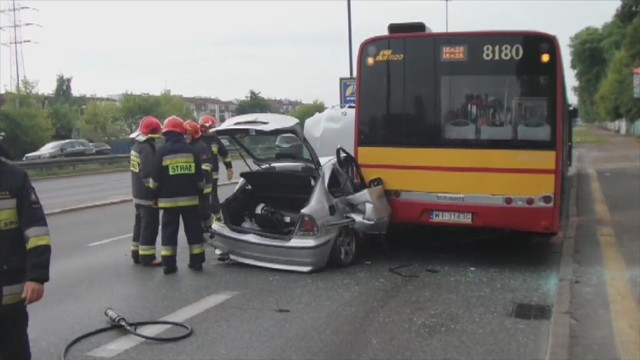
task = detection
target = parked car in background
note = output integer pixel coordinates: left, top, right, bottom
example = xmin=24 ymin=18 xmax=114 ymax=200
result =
xmin=90 ymin=142 xmax=112 ymax=155
xmin=22 ymin=139 xmax=95 ymax=160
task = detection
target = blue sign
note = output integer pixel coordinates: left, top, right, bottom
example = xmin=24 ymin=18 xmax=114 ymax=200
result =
xmin=340 ymin=77 xmax=356 ymax=106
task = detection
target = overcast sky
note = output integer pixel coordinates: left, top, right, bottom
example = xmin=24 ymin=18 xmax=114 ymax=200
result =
xmin=0 ymin=0 xmax=620 ymax=105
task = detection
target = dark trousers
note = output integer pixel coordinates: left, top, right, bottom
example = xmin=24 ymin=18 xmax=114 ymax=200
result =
xmin=160 ymin=206 xmax=205 ymax=268
xmin=0 ymin=305 xmax=30 ymax=360
xmin=131 ymin=204 xmax=160 ymax=265
xmin=210 ymin=178 xmax=221 ymax=220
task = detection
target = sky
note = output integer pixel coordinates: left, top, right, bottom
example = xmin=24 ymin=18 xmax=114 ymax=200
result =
xmin=0 ymin=0 xmax=621 ymax=106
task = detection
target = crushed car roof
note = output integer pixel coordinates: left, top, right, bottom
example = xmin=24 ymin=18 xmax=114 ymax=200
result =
xmin=219 ymin=113 xmax=301 ymax=132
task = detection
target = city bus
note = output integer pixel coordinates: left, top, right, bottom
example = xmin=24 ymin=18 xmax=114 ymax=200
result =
xmin=354 ymin=23 xmax=577 ymax=235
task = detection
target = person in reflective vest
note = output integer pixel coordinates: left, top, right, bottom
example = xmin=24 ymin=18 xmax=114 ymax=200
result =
xmin=148 ymin=116 xmax=207 ymax=274
xmin=0 ymin=142 xmax=52 ymax=360
xmin=129 ymin=116 xmax=163 ymax=266
xmin=184 ymin=120 xmax=215 ymax=230
xmin=198 ymin=115 xmax=234 ymax=222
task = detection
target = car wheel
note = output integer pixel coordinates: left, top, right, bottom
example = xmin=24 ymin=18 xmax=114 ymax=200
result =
xmin=329 ymin=227 xmax=359 ymax=268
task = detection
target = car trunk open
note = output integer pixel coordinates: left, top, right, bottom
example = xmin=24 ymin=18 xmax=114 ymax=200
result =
xmin=221 ymin=169 xmax=319 ymax=238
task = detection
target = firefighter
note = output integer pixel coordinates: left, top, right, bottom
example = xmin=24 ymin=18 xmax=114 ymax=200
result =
xmin=0 ymin=142 xmax=52 ymax=360
xmin=198 ymin=115 xmax=234 ymax=222
xmin=148 ymin=116 xmax=207 ymax=274
xmin=129 ymin=116 xmax=163 ymax=266
xmin=184 ymin=120 xmax=215 ymax=231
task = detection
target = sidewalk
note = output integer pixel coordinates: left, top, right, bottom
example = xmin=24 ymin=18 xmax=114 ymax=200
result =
xmin=569 ymin=126 xmax=640 ymax=360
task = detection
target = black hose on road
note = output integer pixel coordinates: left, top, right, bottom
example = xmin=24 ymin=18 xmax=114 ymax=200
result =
xmin=61 ymin=308 xmax=193 ymax=360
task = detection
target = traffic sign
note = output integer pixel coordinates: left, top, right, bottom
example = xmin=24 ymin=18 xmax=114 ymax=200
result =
xmin=340 ymin=77 xmax=356 ymax=106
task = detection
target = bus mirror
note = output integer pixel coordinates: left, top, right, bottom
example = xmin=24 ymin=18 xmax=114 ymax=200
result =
xmin=568 ymin=105 xmax=578 ymax=120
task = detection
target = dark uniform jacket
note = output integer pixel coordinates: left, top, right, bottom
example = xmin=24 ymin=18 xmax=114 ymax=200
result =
xmin=148 ymin=133 xmax=206 ymax=209
xmin=190 ymin=137 xmax=214 ymax=195
xmin=202 ymin=135 xmax=232 ymax=179
xmin=0 ymin=157 xmax=51 ymax=310
xmin=130 ymin=140 xmax=157 ymax=206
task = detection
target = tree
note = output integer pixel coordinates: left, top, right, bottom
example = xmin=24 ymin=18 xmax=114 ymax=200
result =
xmin=156 ymin=91 xmax=193 ymax=120
xmin=0 ymin=79 xmax=53 ymax=158
xmin=236 ymin=90 xmax=273 ymax=114
xmin=623 ymin=16 xmax=640 ymax=66
xmin=79 ymin=101 xmax=125 ymax=141
xmin=48 ymin=104 xmax=80 ymax=139
xmin=570 ymin=27 xmax=608 ymax=122
xmin=51 ymin=74 xmax=73 ymax=106
xmin=290 ymin=100 xmax=326 ymax=127
xmin=119 ymin=92 xmax=193 ymax=132
xmin=614 ymin=0 xmax=640 ymax=26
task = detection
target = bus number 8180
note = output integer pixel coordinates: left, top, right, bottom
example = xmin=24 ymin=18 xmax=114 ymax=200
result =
xmin=483 ymin=44 xmax=524 ymax=61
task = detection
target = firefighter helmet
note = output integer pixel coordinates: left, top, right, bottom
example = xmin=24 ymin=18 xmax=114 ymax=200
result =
xmin=198 ymin=115 xmax=218 ymax=133
xmin=184 ymin=120 xmax=201 ymax=139
xmin=129 ymin=116 xmax=162 ymax=140
xmin=162 ymin=116 xmax=186 ymax=134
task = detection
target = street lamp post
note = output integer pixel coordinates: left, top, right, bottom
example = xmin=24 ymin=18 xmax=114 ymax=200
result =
xmin=347 ymin=0 xmax=354 ymax=78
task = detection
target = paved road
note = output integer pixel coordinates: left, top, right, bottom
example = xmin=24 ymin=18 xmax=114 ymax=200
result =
xmin=31 ymin=159 xmax=252 ymax=213
xmin=29 ymin=189 xmax=564 ymax=359
xmin=569 ymin=127 xmax=640 ymax=360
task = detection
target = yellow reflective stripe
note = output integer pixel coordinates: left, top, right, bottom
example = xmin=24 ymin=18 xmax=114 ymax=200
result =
xmin=2 ymin=283 xmax=24 ymax=305
xmin=223 ymin=157 xmax=231 ymax=163
xmin=203 ymin=185 xmax=212 ymax=194
xmin=189 ymin=244 xmax=205 ymax=255
xmin=27 ymin=236 xmax=51 ymax=250
xmin=148 ymin=179 xmax=159 ymax=189
xmin=138 ymin=245 xmax=156 ymax=256
xmin=157 ymin=196 xmax=199 ymax=208
xmin=202 ymin=164 xmax=212 ymax=171
xmin=162 ymin=153 xmax=194 ymax=166
xmin=161 ymin=246 xmax=176 ymax=256
xmin=211 ymin=145 xmax=219 ymax=155
xmin=0 ymin=208 xmax=19 ymax=230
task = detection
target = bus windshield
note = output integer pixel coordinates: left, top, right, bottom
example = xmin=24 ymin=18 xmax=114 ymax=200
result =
xmin=358 ymin=34 xmax=558 ymax=150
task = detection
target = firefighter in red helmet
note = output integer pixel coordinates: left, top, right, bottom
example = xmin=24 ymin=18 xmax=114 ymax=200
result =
xmin=184 ymin=120 xmax=215 ymax=231
xmin=147 ymin=116 xmax=207 ymax=274
xmin=129 ymin=116 xmax=163 ymax=266
xmin=198 ymin=115 xmax=233 ymax=223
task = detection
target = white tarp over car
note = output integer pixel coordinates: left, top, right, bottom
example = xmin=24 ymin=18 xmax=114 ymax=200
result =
xmin=303 ymin=105 xmax=355 ymax=157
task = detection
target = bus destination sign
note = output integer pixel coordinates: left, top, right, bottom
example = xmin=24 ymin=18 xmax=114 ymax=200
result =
xmin=440 ymin=45 xmax=467 ymax=62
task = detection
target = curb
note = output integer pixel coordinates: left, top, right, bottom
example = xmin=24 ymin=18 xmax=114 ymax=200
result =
xmin=45 ymin=180 xmax=240 ymax=216
xmin=546 ymin=153 xmax=579 ymax=360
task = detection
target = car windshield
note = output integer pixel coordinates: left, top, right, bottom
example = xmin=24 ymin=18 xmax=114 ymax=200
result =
xmin=37 ymin=141 xmax=64 ymax=151
xmin=228 ymin=132 xmax=314 ymax=164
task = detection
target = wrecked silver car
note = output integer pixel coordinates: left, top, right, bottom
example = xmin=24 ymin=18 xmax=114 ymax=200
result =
xmin=209 ymin=113 xmax=391 ymax=273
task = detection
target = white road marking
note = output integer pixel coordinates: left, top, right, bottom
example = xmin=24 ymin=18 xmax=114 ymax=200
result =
xmin=86 ymin=290 xmax=239 ymax=358
xmin=87 ymin=234 xmax=132 ymax=247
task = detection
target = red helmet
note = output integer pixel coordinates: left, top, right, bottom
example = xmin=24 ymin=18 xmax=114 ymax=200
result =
xmin=162 ymin=116 xmax=185 ymax=134
xmin=184 ymin=120 xmax=201 ymax=139
xmin=130 ymin=116 xmax=162 ymax=140
xmin=199 ymin=115 xmax=218 ymax=132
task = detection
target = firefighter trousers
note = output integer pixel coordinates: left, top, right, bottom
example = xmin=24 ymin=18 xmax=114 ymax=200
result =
xmin=131 ymin=204 xmax=160 ymax=265
xmin=160 ymin=206 xmax=205 ymax=268
xmin=210 ymin=178 xmax=221 ymax=221
xmin=0 ymin=305 xmax=31 ymax=360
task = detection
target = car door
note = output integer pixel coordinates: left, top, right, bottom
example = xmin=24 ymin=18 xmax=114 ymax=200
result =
xmin=334 ymin=146 xmax=392 ymax=234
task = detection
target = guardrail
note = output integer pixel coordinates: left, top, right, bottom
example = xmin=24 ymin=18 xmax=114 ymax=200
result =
xmin=10 ymin=143 xmax=297 ymax=175
xmin=12 ymin=154 xmax=131 ymax=171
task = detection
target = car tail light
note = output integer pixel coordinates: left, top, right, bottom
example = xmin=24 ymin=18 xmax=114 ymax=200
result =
xmin=504 ymin=197 xmax=513 ymax=205
xmin=542 ymin=195 xmax=553 ymax=205
xmin=526 ymin=197 xmax=535 ymax=206
xmin=296 ymin=214 xmax=319 ymax=237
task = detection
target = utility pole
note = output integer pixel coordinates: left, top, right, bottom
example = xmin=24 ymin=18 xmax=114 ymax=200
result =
xmin=445 ymin=0 xmax=450 ymax=32
xmin=0 ymin=0 xmax=40 ymax=92
xmin=347 ymin=0 xmax=353 ymax=78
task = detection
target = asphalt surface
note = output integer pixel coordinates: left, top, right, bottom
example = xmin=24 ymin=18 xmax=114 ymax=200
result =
xmin=31 ymin=159 xmax=252 ymax=212
xmin=570 ymin=127 xmax=640 ymax=360
xmin=28 ymin=188 xmax=566 ymax=359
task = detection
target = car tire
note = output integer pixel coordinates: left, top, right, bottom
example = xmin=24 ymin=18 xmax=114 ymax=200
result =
xmin=328 ymin=227 xmax=359 ymax=268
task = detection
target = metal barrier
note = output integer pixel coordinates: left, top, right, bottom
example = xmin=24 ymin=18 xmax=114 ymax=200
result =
xmin=12 ymin=154 xmax=130 ymax=171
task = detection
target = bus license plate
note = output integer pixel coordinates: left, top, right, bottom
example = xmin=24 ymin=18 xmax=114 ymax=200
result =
xmin=430 ymin=211 xmax=472 ymax=224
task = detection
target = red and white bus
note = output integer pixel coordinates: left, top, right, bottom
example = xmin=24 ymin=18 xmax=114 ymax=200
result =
xmin=354 ymin=23 xmax=577 ymax=235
